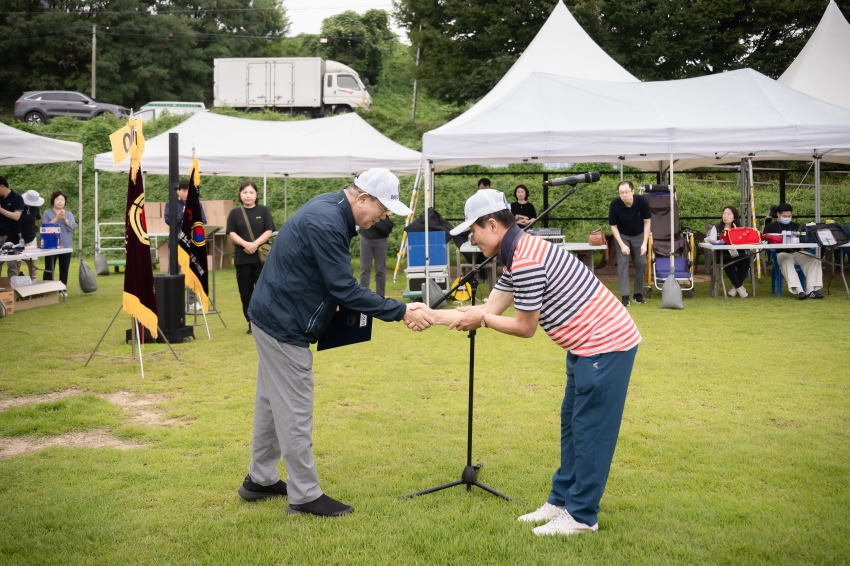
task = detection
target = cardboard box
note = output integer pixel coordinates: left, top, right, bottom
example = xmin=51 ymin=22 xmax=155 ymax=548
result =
xmin=146 ymin=217 xmax=168 ymax=237
xmin=158 ymin=242 xmax=230 ymax=272
xmin=206 ymin=217 xmax=229 ymax=231
xmin=0 ymin=277 xmax=64 ymax=311
xmin=145 ymin=202 xmax=162 ymax=219
xmin=202 ymin=200 xmax=234 ymax=218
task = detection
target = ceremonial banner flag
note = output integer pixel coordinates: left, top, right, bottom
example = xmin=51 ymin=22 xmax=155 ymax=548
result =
xmin=120 ymin=119 xmax=158 ymax=337
xmin=177 ymin=154 xmax=209 ymax=312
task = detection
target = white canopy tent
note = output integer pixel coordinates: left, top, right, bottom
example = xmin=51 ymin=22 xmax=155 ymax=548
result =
xmin=779 ymin=0 xmax=850 ymax=110
xmin=415 ymin=0 xmax=638 ymax=303
xmin=0 ymin=122 xmax=84 ymax=284
xmin=94 ymin=111 xmax=422 ymax=177
xmin=445 ymin=0 xmax=638 ymax=132
xmin=424 ymin=69 xmax=850 ymax=168
xmin=0 ymin=122 xmax=83 ymax=166
xmin=93 ymin=111 xmax=422 ymax=252
xmin=417 ymin=69 xmax=850 ymax=302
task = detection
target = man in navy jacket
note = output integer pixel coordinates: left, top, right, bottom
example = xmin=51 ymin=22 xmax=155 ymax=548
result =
xmin=237 ymin=168 xmax=433 ymax=517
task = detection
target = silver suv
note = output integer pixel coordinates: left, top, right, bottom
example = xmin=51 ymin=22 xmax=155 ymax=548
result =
xmin=14 ymin=91 xmax=131 ymax=124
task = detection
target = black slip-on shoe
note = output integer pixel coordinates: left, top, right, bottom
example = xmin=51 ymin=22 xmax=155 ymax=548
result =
xmin=807 ymin=290 xmax=824 ymax=299
xmin=237 ymin=474 xmax=287 ymax=501
xmin=632 ymin=294 xmax=646 ymax=304
xmin=797 ymin=291 xmax=808 ymax=300
xmin=287 ymin=494 xmax=353 ymax=517
xmin=621 ymin=296 xmax=630 ymax=307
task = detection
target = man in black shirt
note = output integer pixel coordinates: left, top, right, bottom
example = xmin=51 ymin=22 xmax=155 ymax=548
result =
xmin=0 ymin=176 xmax=25 ymax=278
xmin=20 ymin=190 xmax=44 ymax=281
xmin=608 ymin=181 xmax=651 ymax=306
xmin=763 ymin=203 xmax=823 ymax=299
xmin=359 ymin=217 xmax=394 ymax=297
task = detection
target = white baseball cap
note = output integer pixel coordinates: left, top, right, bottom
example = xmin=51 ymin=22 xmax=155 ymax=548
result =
xmin=354 ymin=168 xmax=413 ymax=216
xmin=22 ymin=190 xmax=44 ymax=207
xmin=450 ymin=189 xmax=511 ymax=235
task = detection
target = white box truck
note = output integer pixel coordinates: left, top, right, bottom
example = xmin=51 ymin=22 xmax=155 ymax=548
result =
xmin=213 ymin=57 xmax=372 ymax=117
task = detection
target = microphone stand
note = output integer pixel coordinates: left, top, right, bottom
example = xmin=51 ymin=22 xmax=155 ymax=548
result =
xmin=400 ymin=180 xmax=585 ymax=503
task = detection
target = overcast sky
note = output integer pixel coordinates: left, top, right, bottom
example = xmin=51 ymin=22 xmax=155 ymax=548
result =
xmin=284 ymin=0 xmax=408 ymax=40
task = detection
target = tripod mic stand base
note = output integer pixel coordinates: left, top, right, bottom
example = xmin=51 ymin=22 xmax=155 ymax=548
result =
xmin=400 ymin=464 xmax=523 ymax=505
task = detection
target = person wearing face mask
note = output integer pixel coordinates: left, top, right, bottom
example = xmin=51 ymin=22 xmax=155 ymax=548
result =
xmin=235 ymin=168 xmax=434 ymax=518
xmin=705 ymin=206 xmax=750 ymax=297
xmin=763 ymin=203 xmax=823 ymax=299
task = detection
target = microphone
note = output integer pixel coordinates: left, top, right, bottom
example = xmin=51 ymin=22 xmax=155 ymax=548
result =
xmin=544 ymin=172 xmax=600 ymax=186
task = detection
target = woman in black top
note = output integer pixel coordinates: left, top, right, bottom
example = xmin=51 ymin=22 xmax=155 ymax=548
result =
xmin=226 ymin=180 xmax=276 ymax=333
xmin=510 ymin=185 xmax=537 ymax=227
xmin=20 ymin=190 xmax=43 ymax=281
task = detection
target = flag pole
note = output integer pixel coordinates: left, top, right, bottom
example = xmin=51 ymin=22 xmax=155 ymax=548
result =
xmin=135 ymin=318 xmax=146 ymax=379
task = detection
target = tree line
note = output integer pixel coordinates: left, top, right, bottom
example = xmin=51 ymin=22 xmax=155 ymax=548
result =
xmin=0 ymin=0 xmax=287 ymax=110
xmin=2 ymin=1 xmax=846 ymax=116
xmin=394 ymin=0 xmax=846 ymax=105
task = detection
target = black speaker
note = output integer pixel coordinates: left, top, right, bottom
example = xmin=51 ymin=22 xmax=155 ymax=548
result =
xmin=153 ymin=274 xmax=194 ymax=342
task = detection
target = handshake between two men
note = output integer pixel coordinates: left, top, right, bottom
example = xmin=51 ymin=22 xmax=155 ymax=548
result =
xmin=400 ymin=289 xmax=540 ymax=337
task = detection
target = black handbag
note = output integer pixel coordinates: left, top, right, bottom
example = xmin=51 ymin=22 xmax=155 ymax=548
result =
xmin=805 ymin=223 xmax=849 ymax=247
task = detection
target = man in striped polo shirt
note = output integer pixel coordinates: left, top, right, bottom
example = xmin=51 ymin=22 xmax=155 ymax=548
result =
xmin=429 ymin=189 xmax=641 ymax=536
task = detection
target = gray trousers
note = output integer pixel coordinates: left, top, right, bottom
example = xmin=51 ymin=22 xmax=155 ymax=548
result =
xmin=249 ymin=323 xmax=322 ymax=505
xmin=360 ymin=237 xmax=389 ymax=297
xmin=615 ymin=232 xmax=647 ymax=298
xmin=0 ymin=235 xmax=19 ymax=278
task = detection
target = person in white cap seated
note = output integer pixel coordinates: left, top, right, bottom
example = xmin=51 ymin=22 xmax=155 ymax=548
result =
xmin=20 ymin=190 xmax=44 ymax=282
xmin=237 ymin=168 xmax=434 ymax=518
xmin=424 ymin=189 xmax=642 ymax=536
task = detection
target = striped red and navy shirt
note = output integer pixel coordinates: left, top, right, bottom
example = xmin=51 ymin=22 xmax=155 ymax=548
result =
xmin=495 ymin=227 xmax=641 ymax=356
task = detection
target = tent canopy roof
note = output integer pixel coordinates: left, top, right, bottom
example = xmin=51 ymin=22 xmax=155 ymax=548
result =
xmin=446 ymin=1 xmax=638 ymax=131
xmin=0 ymin=122 xmax=83 ymax=165
xmin=424 ymin=69 xmax=850 ymax=170
xmin=778 ymin=0 xmax=850 ymax=110
xmin=94 ymin=111 xmax=422 ymax=177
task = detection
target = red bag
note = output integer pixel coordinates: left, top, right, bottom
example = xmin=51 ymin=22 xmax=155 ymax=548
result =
xmin=762 ymin=233 xmax=783 ymax=244
xmin=722 ymin=227 xmax=761 ymax=245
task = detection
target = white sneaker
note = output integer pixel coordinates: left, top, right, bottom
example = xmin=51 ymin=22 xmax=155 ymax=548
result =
xmin=517 ymin=502 xmax=564 ymax=523
xmin=737 ymin=286 xmax=748 ymax=298
xmin=727 ymin=287 xmax=737 ymax=297
xmin=533 ymin=509 xmax=599 ymax=536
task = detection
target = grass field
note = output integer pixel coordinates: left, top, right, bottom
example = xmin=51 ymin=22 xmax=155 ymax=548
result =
xmin=1 ymin=260 xmax=849 ymax=565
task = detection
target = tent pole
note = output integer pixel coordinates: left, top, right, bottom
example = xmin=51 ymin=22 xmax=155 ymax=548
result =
xmin=619 ymin=156 xmax=624 ymax=182
xmin=284 ymin=175 xmax=288 ymax=221
xmin=669 ymin=154 xmax=674 ymax=263
xmin=423 ymin=160 xmax=432 ymax=306
xmin=263 ymin=174 xmax=267 ymax=206
xmin=740 ymin=159 xmax=748 ymax=224
xmin=94 ymin=170 xmax=99 ymax=255
xmin=78 ymin=160 xmax=83 ymax=296
xmin=814 ymin=153 xmax=821 ymax=223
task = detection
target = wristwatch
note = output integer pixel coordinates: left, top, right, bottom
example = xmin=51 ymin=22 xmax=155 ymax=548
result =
xmin=480 ymin=313 xmax=487 ymax=328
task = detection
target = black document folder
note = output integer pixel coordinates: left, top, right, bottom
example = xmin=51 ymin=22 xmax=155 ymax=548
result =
xmin=317 ymin=306 xmax=373 ymax=351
